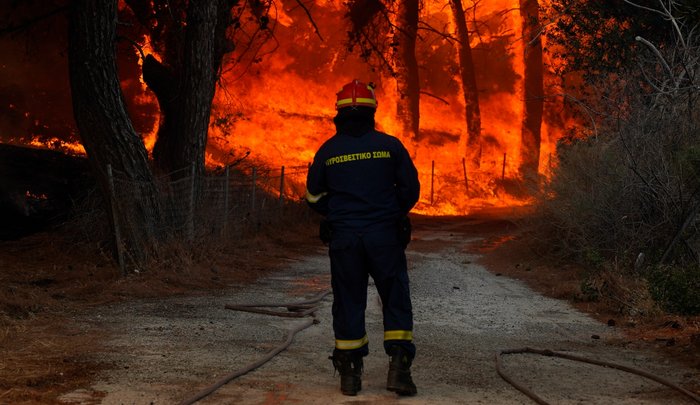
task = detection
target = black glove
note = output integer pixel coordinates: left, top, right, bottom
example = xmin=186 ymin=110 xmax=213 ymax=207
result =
xmin=397 ymin=216 xmax=412 ymax=248
xmin=319 ymin=219 xmax=332 ymax=245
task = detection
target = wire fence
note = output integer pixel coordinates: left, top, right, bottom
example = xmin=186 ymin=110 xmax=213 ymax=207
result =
xmin=107 ymin=162 xmax=311 ymax=272
xmin=417 ymin=154 xmax=554 ymax=208
xmin=106 ymin=155 xmax=541 ymax=271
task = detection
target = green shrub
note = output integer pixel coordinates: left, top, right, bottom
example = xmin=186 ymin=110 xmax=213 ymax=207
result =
xmin=647 ymin=265 xmax=700 ymax=315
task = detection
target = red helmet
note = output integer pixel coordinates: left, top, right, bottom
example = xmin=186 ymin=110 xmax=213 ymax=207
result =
xmin=336 ymin=79 xmax=378 ymax=110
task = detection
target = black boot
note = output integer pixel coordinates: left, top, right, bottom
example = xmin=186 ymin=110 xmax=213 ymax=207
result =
xmin=330 ymin=351 xmax=363 ymax=396
xmin=387 ymin=347 xmax=417 ymax=396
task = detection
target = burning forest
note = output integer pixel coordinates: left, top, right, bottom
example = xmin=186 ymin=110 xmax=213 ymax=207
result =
xmin=1 ymin=0 xmax=572 ymax=220
xmin=3 ymin=0 xmax=699 ymax=275
xmin=2 ymin=2 xmax=700 ymax=402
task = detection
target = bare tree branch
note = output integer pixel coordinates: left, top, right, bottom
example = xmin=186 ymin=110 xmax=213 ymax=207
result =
xmin=417 ymin=21 xmax=456 ymax=43
xmin=420 ymin=91 xmax=450 ymax=105
xmin=360 ymin=29 xmax=395 ymax=74
xmin=552 ymin=93 xmax=600 ymax=138
xmin=292 ymin=0 xmax=324 ymax=42
xmin=624 ymin=0 xmax=686 ymax=48
xmin=117 ymin=36 xmax=146 ymax=60
xmin=635 ymin=35 xmax=677 ymax=88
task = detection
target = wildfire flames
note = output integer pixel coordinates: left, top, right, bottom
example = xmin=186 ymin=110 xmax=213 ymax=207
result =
xmin=4 ymin=0 xmax=569 ymax=216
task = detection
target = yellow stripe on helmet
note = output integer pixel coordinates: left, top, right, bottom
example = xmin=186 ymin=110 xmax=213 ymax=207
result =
xmin=336 ymin=97 xmax=378 ymax=108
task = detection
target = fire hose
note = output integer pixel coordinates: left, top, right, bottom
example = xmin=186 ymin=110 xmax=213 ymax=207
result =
xmin=496 ymin=347 xmax=700 ymax=404
xmin=178 ymin=289 xmax=332 ymax=405
xmin=175 ymin=289 xmax=700 ymax=404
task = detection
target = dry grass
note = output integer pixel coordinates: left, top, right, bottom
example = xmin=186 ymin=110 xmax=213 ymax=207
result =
xmin=0 ymin=204 xmax=321 ymax=403
xmin=0 ymin=319 xmax=107 ymax=404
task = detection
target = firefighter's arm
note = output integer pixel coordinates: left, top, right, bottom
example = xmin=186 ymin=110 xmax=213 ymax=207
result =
xmin=305 ymin=154 xmax=330 ymax=216
xmin=394 ymin=142 xmax=420 ymax=215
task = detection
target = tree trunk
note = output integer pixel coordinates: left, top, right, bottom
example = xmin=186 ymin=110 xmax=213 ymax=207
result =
xmin=393 ymin=0 xmax=420 ymax=150
xmin=148 ymin=0 xmax=231 ymax=179
xmin=68 ymin=0 xmax=161 ymax=260
xmin=450 ymin=0 xmax=482 ymax=170
xmin=518 ymin=0 xmax=544 ymax=182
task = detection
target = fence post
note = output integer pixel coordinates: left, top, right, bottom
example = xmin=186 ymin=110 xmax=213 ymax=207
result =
xmin=502 ymin=153 xmax=507 ymax=181
xmin=305 ymin=162 xmax=311 ymax=220
xmin=279 ymin=165 xmax=285 ymax=208
xmin=462 ymin=157 xmax=469 ymax=194
xmin=430 ymin=160 xmax=435 ymax=205
xmin=251 ymin=166 xmax=257 ymax=213
xmin=187 ymin=163 xmax=195 ymax=241
xmin=222 ymin=165 xmax=229 ymax=236
xmin=251 ymin=166 xmax=258 ymax=230
xmin=107 ymin=164 xmax=126 ymax=275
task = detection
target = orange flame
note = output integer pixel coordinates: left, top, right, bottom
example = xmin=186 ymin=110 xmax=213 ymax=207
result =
xmin=18 ymin=0 xmax=570 ymax=216
xmin=206 ymin=0 xmax=565 ymax=215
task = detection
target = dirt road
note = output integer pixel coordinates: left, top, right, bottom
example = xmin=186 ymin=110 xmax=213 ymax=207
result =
xmin=59 ymin=217 xmax=699 ymax=404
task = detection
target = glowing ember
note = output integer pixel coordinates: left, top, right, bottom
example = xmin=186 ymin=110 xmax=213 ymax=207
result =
xmin=25 ymin=190 xmax=48 ymax=200
xmin=4 ymin=137 xmax=86 ymax=156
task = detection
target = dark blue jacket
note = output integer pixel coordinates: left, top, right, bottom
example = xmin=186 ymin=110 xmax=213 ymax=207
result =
xmin=306 ymin=129 xmax=420 ymax=231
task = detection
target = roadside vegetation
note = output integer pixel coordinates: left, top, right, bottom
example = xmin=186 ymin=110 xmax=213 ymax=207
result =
xmin=530 ymin=1 xmax=700 ymax=316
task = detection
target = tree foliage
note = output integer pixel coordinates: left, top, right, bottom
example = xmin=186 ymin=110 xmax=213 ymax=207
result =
xmin=546 ymin=0 xmax=700 ymax=84
xmin=344 ymin=0 xmax=394 ymax=71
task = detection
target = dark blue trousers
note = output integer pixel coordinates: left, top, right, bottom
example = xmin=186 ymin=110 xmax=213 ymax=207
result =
xmin=328 ymin=227 xmax=415 ymax=359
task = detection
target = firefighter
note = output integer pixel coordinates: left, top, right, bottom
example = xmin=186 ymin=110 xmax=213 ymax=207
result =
xmin=305 ymin=79 xmax=420 ymax=396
